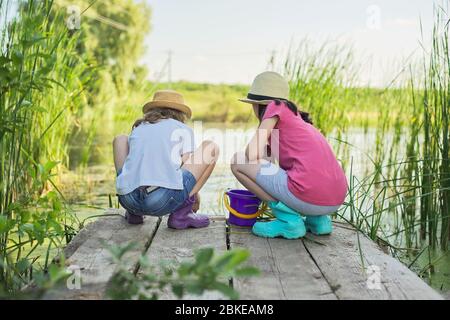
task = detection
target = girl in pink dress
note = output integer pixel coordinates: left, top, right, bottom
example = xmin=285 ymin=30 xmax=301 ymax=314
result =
xmin=231 ymin=72 xmax=347 ymax=239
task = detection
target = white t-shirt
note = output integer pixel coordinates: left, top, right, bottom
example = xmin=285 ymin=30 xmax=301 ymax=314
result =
xmin=116 ymin=119 xmax=195 ymax=195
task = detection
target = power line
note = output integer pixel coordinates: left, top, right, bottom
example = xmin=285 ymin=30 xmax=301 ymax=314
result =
xmin=84 ymin=11 xmax=129 ymax=31
xmin=146 ymin=51 xmax=172 ymax=96
xmin=54 ymin=0 xmax=129 ymax=31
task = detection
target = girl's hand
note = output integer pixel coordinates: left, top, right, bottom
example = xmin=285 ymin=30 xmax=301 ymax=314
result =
xmin=192 ymin=193 xmax=200 ymax=212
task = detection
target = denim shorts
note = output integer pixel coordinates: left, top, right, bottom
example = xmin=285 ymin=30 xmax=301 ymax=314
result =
xmin=117 ymin=169 xmax=196 ymax=217
xmin=256 ymin=162 xmax=341 ymax=216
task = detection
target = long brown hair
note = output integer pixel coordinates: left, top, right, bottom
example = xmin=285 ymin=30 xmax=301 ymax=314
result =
xmin=133 ymin=107 xmax=187 ymax=129
xmin=256 ymin=100 xmax=313 ymax=125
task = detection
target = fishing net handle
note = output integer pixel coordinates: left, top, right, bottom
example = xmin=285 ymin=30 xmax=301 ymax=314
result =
xmin=223 ymin=192 xmax=267 ymax=219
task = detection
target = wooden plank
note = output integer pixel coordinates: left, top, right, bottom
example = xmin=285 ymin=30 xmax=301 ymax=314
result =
xmin=303 ymin=223 xmax=443 ymax=300
xmin=44 ymin=209 xmax=160 ymax=299
xmin=143 ymin=216 xmax=227 ymax=300
xmin=44 ymin=210 xmax=442 ymax=300
xmin=228 ymin=224 xmax=337 ymax=300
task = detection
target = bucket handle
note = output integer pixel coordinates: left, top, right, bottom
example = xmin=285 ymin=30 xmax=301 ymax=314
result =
xmin=223 ymin=192 xmax=267 ymax=220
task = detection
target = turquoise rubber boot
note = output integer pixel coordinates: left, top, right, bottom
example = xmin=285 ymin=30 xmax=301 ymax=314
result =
xmin=305 ymin=215 xmax=333 ymax=235
xmin=252 ymin=201 xmax=306 ymax=239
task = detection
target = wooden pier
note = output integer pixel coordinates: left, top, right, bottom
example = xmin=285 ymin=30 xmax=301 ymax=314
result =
xmin=44 ymin=209 xmax=442 ymax=300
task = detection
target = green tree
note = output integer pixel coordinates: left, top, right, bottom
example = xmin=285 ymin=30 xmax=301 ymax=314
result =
xmin=75 ymin=0 xmax=151 ymax=94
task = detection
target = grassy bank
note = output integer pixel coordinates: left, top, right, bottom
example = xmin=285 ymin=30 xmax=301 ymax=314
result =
xmin=121 ymin=82 xmax=413 ymax=129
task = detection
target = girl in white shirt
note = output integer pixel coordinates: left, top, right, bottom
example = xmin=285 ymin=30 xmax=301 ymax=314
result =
xmin=113 ymin=90 xmax=219 ymax=227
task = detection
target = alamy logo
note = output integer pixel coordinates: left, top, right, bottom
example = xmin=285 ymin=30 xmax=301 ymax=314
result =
xmin=170 ymin=121 xmax=280 ymax=170
xmin=66 ymin=5 xmax=81 ymax=31
xmin=66 ymin=265 xmax=81 ymax=290
xmin=366 ymin=5 xmax=381 ymax=30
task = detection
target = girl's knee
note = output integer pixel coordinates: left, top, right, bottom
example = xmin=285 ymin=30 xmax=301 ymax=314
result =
xmin=230 ymin=163 xmax=240 ymax=176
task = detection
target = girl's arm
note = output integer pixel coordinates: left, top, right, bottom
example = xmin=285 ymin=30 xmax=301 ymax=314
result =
xmin=245 ymin=117 xmax=278 ymax=162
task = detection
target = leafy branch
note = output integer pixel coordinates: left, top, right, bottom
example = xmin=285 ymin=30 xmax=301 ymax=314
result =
xmin=106 ymin=244 xmax=259 ymax=300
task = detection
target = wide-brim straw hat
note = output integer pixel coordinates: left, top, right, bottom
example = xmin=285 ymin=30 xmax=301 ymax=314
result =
xmin=143 ymin=90 xmax=192 ymax=118
xmin=239 ymin=71 xmax=290 ymax=105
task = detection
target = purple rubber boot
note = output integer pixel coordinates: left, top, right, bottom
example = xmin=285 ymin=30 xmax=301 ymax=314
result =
xmin=125 ymin=210 xmax=144 ymax=225
xmin=167 ymin=196 xmax=210 ymax=229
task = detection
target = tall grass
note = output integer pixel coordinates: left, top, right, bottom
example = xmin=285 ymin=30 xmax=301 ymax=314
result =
xmin=282 ymin=40 xmax=356 ymax=136
xmin=1 ymin=0 xmax=152 ymax=295
xmin=331 ymin=5 xmax=450 ymax=279
xmin=419 ymin=6 xmax=450 ymax=250
xmin=0 ymin=0 xmax=92 ymax=293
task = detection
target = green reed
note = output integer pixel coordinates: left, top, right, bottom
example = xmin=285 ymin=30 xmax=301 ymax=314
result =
xmin=0 ymin=0 xmax=153 ymax=294
xmin=419 ymin=6 xmax=450 ymax=249
xmin=282 ymin=40 xmax=356 ymax=136
xmin=0 ymin=0 xmax=92 ymax=293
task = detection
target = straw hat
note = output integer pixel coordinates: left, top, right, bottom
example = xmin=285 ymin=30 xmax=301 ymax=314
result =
xmin=143 ymin=90 xmax=192 ymax=118
xmin=239 ymin=71 xmax=290 ymax=105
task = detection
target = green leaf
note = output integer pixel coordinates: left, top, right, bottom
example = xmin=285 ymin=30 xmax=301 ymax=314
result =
xmin=32 ymin=106 xmax=47 ymax=113
xmin=29 ymin=52 xmax=51 ymax=60
xmin=43 ymin=161 xmax=59 ymax=174
xmin=0 ymin=67 xmax=11 ymax=81
xmin=227 ymin=249 xmax=250 ymax=268
xmin=0 ymin=55 xmax=11 ymax=66
xmin=234 ymin=266 xmax=260 ymax=277
xmin=47 ymin=264 xmax=70 ymax=283
xmin=185 ymin=282 xmax=205 ymax=296
xmin=213 ymin=249 xmax=250 ymax=271
xmin=211 ymin=282 xmax=239 ymax=299
xmin=20 ymin=100 xmax=32 ymax=108
xmin=0 ymin=215 xmax=15 ymax=234
xmin=16 ymin=258 xmax=30 ymax=273
xmin=171 ymin=284 xmax=184 ymax=298
xmin=21 ymin=35 xmax=46 ymax=49
xmin=11 ymin=50 xmax=23 ymax=65
xmin=42 ymin=77 xmax=67 ymax=90
xmin=106 ymin=242 xmax=137 ymax=262
xmin=194 ymin=248 xmax=214 ymax=266
xmin=177 ymin=262 xmax=194 ymax=277
xmin=0 ymin=216 xmax=7 ymax=233
xmin=20 ymin=222 xmax=34 ymax=233
xmin=213 ymin=252 xmax=234 ymax=271
xmin=37 ymin=163 xmax=45 ymax=175
xmin=20 ymin=210 xmax=31 ymax=223
xmin=48 ymin=219 xmax=63 ymax=234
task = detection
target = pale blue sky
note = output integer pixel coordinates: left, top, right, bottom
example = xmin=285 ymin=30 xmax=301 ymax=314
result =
xmin=142 ymin=0 xmax=438 ymax=86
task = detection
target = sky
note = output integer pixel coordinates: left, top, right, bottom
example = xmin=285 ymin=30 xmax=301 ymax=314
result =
xmin=142 ymin=0 xmax=438 ymax=86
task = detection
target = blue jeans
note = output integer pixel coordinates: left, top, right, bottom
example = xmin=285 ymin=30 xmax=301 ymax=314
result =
xmin=117 ymin=169 xmax=196 ymax=217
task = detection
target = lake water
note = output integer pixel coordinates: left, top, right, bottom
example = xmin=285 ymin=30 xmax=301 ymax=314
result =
xmin=61 ymin=123 xmax=449 ymax=295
